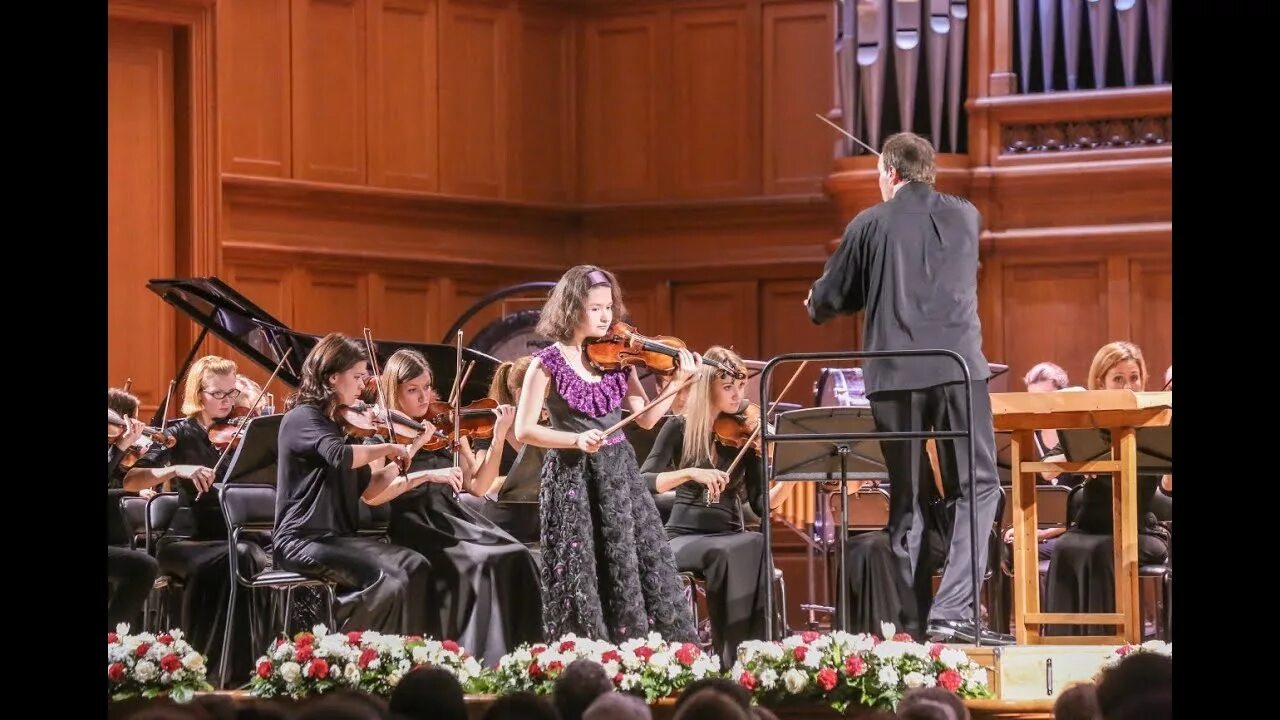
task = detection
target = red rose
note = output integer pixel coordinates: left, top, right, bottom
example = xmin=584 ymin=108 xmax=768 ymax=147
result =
xmin=160 ymin=654 xmax=182 ymax=673
xmin=802 ymin=631 xmax=821 ymax=644
xmin=613 ymin=673 xmax=624 ymax=686
xmin=893 ymin=632 xmax=914 ymax=642
xmin=135 ymin=643 xmax=151 ymax=658
xmin=674 ymin=643 xmax=699 ymax=666
xmin=346 ymin=631 xmax=363 ymax=644
xmin=359 ymin=648 xmax=378 ymax=669
xmin=817 ymin=667 xmax=838 ymax=692
xmin=793 ymin=646 xmax=808 ymax=662
xmin=634 ymin=646 xmax=654 ymax=661
xmin=157 ymin=634 xmax=174 ymax=645
xmin=275 ymin=637 xmax=287 ymax=649
xmin=442 ymin=640 xmax=460 ymax=653
xmin=929 ymin=643 xmax=944 ymax=659
xmin=601 ymin=649 xmax=622 ymax=664
xmin=406 ymin=635 xmax=423 ymax=644
xmin=547 ymin=660 xmax=564 ymax=674
xmin=1117 ymin=646 xmax=1132 ymax=657
xmin=108 ymin=663 xmax=125 ymax=682
xmin=107 ymin=632 xmax=118 ymax=644
xmin=294 ymin=632 xmax=314 ymax=646
xmin=296 ymin=646 xmax=313 ymax=663
xmin=531 ymin=645 xmax=547 ymax=657
xmin=844 ymin=655 xmax=865 ymax=677
xmin=308 ymin=659 xmax=329 ymax=678
xmin=559 ymin=640 xmax=576 ymax=652
xmin=738 ymin=672 xmax=757 ymax=690
xmin=938 ymin=669 xmax=962 ymax=692
xmin=257 ymin=661 xmax=273 ymax=679
xmin=529 ymin=661 xmax=543 ymax=678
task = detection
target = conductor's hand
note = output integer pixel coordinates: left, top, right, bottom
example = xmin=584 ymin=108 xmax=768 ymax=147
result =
xmin=576 ymin=429 xmax=606 ymax=454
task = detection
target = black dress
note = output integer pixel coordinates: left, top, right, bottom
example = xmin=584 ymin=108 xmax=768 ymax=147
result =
xmin=534 ymin=344 xmax=697 ymax=644
xmin=473 ymin=442 xmax=546 ymax=546
xmin=639 ymin=416 xmax=770 ymax=664
xmin=1045 ymin=473 xmax=1170 ymax=635
xmin=367 ymin=438 xmax=542 ymax=664
xmin=274 ymin=404 xmax=433 ymax=636
xmin=107 ymin=446 xmax=158 ymax=629
xmin=133 ymin=417 xmax=268 ymax=683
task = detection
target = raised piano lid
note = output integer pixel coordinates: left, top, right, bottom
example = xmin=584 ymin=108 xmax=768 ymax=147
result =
xmin=146 ymin=276 xmax=502 ymax=403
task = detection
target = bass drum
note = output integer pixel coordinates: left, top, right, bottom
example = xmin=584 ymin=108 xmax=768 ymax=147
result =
xmin=468 ymin=308 xmax=551 ymax=363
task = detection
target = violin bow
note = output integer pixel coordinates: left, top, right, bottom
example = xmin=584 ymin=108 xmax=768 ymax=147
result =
xmin=198 ymin=349 xmax=291 ymax=500
xmin=723 ymin=360 xmax=809 ymax=478
xmin=602 ymin=373 xmax=692 ymax=439
xmin=814 ymin=113 xmax=881 ymax=157
xmin=363 ymin=328 xmax=409 ymax=477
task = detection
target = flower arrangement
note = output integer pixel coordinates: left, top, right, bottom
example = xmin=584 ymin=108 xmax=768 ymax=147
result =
xmin=731 ymin=625 xmax=993 ymax=712
xmin=1103 ymin=640 xmax=1172 ymax=670
xmin=248 ymin=625 xmax=487 ymax=699
xmin=108 ymin=624 xmax=213 ymax=702
xmin=491 ymin=633 xmax=721 ymax=702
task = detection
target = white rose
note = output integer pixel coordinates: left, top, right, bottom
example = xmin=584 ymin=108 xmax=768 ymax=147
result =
xmin=939 ymin=648 xmax=968 ymax=668
xmin=367 ymin=658 xmax=382 ymax=671
xmin=398 ymin=659 xmax=412 ymax=674
xmin=782 ymin=635 xmax=804 ymax=649
xmin=160 ymin=672 xmax=172 ymax=685
xmin=964 ymin=667 xmax=989 ymax=686
xmin=116 ymin=623 xmax=132 ymax=637
xmin=388 ymin=671 xmax=403 ymax=687
xmin=649 ymin=652 xmax=670 ymax=668
xmin=759 ymin=669 xmax=779 ymax=690
xmin=620 ymin=674 xmax=642 ymax=691
xmin=878 ymin=666 xmax=899 ymax=686
xmin=344 ymin=663 xmax=361 ymax=685
xmin=134 ymin=660 xmax=158 ymax=682
xmin=873 ymin=641 xmax=911 ymax=660
xmin=182 ymin=652 xmax=205 ymax=672
xmin=667 ymin=664 xmax=683 ymax=679
xmin=274 ymin=644 xmax=292 ymax=661
xmin=412 ymin=647 xmax=431 ymax=665
xmin=923 ymin=674 xmax=937 ymax=688
xmin=803 ymin=650 xmax=823 ymax=669
xmin=783 ymin=669 xmax=808 ymax=694
xmin=514 ymin=649 xmax=532 ymax=664
xmin=904 ymin=671 xmax=925 ymax=688
xmin=464 ymin=657 xmax=482 ymax=676
xmin=620 ymin=638 xmax=645 ymax=653
xmin=109 ymin=646 xmax=129 ymax=663
xmin=602 ymin=660 xmax=620 ymax=677
xmin=692 ymin=657 xmax=713 ymax=678
xmin=880 ymin=622 xmax=897 ymax=640
xmin=280 ymin=662 xmax=301 ymax=684
xmin=311 ymin=624 xmax=329 ymax=637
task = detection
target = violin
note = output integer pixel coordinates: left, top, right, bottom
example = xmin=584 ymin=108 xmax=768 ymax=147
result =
xmin=207 ymin=407 xmax=254 ymax=451
xmin=713 ymin=401 xmax=763 ymax=453
xmin=419 ymin=398 xmax=499 ymax=451
xmin=584 ymin=321 xmax=745 ymax=379
xmin=336 ymin=403 xmax=426 ymax=444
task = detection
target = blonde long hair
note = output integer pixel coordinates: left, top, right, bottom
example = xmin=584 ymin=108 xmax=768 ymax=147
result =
xmin=180 ymin=355 xmax=237 ymax=416
xmin=679 ymin=346 xmax=748 ymax=470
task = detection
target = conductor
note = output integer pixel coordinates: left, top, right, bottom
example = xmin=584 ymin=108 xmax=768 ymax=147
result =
xmin=805 ymin=132 xmax=1012 ymax=646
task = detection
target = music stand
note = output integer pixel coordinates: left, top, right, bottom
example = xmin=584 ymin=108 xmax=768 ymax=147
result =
xmin=772 ymin=406 xmax=891 ymax=632
xmin=1058 ymin=425 xmax=1173 ymax=474
xmin=221 ymin=414 xmax=283 ymax=486
xmin=495 ymin=444 xmax=545 ymax=504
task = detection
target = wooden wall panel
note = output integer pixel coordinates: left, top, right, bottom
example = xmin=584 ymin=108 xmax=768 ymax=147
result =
xmin=1128 ymin=257 xmax=1172 ymax=388
xmin=670 ymin=4 xmax=756 ymax=198
xmin=291 ymin=0 xmax=367 ymax=184
xmin=581 ymin=13 xmax=662 ymax=201
xmin=999 ymin=261 xmax=1109 ymax=391
xmin=520 ymin=11 xmax=575 ymax=202
xmin=760 ymin=278 xmax=857 ymax=406
xmin=371 ymin=273 xmax=441 ymax=343
xmin=439 ymin=1 xmax=508 ymax=197
xmin=671 ymin=281 xmax=760 ymax=359
xmin=762 ymin=0 xmax=834 ymax=195
xmin=219 ymin=261 xmax=296 ymax=400
xmin=295 ymin=268 xmax=370 ymax=336
xmin=218 ymin=0 xmax=292 ymax=177
xmin=109 ymin=18 xmax=176 ymax=412
xmin=367 ymin=0 xmax=439 ymax=191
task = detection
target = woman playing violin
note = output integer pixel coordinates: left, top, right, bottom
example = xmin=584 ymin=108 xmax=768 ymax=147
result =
xmin=364 ymin=348 xmax=540 ymax=663
xmin=119 ymin=356 xmax=269 ymax=684
xmin=639 ymin=345 xmax=791 ymax=663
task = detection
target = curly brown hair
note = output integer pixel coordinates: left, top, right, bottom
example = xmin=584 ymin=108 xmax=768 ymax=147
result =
xmin=535 ymin=265 xmax=627 ymax=344
xmin=287 ymin=333 xmax=367 ymax=417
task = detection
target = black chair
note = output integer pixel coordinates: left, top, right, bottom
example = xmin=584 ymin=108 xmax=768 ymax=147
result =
xmin=118 ymin=492 xmax=181 ymax=630
xmin=217 ymin=484 xmax=337 ymax=688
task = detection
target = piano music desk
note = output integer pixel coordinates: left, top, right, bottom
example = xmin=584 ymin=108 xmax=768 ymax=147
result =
xmin=991 ymin=390 xmax=1172 ymax=645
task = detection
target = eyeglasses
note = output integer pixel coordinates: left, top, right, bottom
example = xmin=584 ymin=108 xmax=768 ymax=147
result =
xmin=203 ymin=388 xmax=242 ymax=401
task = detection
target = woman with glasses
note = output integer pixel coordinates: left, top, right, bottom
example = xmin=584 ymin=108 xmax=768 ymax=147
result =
xmin=122 ymin=355 xmax=268 ymax=684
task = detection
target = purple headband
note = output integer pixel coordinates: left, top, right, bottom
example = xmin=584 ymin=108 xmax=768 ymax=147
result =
xmin=586 ymin=269 xmax=611 ymax=287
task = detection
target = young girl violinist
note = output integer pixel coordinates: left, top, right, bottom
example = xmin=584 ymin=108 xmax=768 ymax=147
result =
xmin=639 ymin=345 xmax=791 ymax=663
xmin=515 ymin=265 xmax=698 ymax=644
xmin=365 ymin=348 xmax=541 ymax=662
xmin=120 ymin=355 xmax=268 ymax=683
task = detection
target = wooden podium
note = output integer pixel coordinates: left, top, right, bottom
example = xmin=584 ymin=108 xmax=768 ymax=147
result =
xmin=991 ymin=390 xmax=1172 ymax=644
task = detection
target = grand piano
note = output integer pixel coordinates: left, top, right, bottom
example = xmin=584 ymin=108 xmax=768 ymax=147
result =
xmin=146 ymin=277 xmax=504 ymax=421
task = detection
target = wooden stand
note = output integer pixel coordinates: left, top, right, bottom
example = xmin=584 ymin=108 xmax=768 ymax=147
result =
xmin=991 ymin=390 xmax=1172 ymax=644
